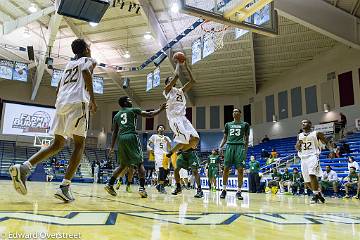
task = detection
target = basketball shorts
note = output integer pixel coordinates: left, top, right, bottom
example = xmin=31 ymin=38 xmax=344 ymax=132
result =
xmin=117 ymin=133 xmax=143 ymax=167
xmin=155 ymin=153 xmax=170 ymax=170
xmin=51 ymin=102 xmax=89 ymax=138
xmin=168 ymin=115 xmax=199 ymax=144
xmin=300 ymin=155 xmax=322 ymax=183
xmin=179 ymin=168 xmax=189 ymax=179
xmin=176 ymin=151 xmax=200 ymax=171
xmin=208 ymin=166 xmax=218 ymax=179
xmin=224 ymin=144 xmax=246 ymax=169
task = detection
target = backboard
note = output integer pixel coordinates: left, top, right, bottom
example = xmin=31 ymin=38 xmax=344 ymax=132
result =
xmin=180 ymin=0 xmax=278 ymax=37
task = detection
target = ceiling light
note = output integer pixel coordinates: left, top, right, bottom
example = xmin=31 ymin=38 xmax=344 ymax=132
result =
xmin=171 ymin=3 xmax=179 ymax=13
xmin=144 ymin=32 xmax=152 ymax=40
xmin=28 ymin=3 xmax=37 ymax=13
xmin=89 ymin=22 xmax=98 ymax=27
xmin=123 ymin=51 xmax=130 ymax=59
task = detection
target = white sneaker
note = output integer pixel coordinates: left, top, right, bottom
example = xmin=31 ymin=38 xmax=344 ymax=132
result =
xmin=9 ymin=164 xmax=30 ymax=195
xmin=54 ymin=185 xmax=75 ymax=203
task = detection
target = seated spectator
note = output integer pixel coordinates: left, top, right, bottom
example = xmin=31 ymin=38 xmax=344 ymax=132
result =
xmin=270 ymin=148 xmax=278 ymax=159
xmin=320 ymin=165 xmax=339 ymax=197
xmin=348 ymin=156 xmax=359 ymax=172
xmin=328 ymin=151 xmax=336 ymax=159
xmin=261 ymin=149 xmax=270 ymax=159
xmin=344 ymin=167 xmax=359 ymax=198
xmin=266 ymin=168 xmax=282 ymax=194
xmin=335 ymin=146 xmax=342 ymax=158
xmin=262 ymin=135 xmax=270 ymax=143
xmin=340 ymin=143 xmax=351 ymax=155
xmin=279 ymin=168 xmax=292 ymax=194
xmin=291 ymin=168 xmax=303 ymax=195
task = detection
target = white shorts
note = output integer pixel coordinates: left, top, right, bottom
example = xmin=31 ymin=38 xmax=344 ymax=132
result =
xmin=179 ymin=168 xmax=189 ymax=179
xmin=169 ymin=116 xmax=199 ymax=144
xmin=301 ymin=155 xmax=323 ymax=183
xmin=51 ymin=102 xmax=89 ymax=139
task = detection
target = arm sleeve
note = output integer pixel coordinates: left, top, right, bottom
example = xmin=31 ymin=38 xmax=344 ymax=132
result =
xmin=224 ymin=123 xmax=229 ymax=135
xmin=133 ymin=108 xmax=142 ymax=115
xmin=80 ymin=58 xmax=96 ymax=71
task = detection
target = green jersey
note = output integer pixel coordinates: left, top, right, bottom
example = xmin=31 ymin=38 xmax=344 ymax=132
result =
xmin=208 ymin=154 xmax=220 ymax=168
xmin=272 ymin=173 xmax=282 ymax=181
xmin=224 ymin=121 xmax=250 ymax=145
xmin=292 ymin=173 xmax=302 ymax=182
xmin=113 ymin=107 xmax=141 ymax=136
xmin=249 ymin=161 xmax=260 ymax=173
xmin=348 ymin=173 xmax=359 ymax=183
xmin=282 ymin=172 xmax=293 ymax=181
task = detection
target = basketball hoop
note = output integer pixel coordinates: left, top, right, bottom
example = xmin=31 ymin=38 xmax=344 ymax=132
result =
xmin=201 ymin=20 xmax=229 ymax=50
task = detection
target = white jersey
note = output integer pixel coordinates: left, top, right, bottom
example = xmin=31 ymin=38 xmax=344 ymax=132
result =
xmin=297 ymin=131 xmax=321 ymax=158
xmin=149 ymin=134 xmax=171 ymax=156
xmin=55 ymin=57 xmax=96 ymax=109
xmin=163 ymin=87 xmax=186 ymax=119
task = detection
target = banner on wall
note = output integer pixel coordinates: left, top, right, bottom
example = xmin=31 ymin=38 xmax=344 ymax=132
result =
xmin=314 ymin=122 xmax=335 ymax=135
xmin=1 ymin=102 xmax=56 ymax=137
xmin=200 ymin=177 xmax=249 ymax=191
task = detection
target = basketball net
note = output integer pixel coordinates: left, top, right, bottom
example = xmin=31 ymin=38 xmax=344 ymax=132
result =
xmin=201 ymin=20 xmax=229 ymax=50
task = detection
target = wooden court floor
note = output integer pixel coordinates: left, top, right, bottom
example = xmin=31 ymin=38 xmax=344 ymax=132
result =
xmin=0 ymin=180 xmax=360 ymax=240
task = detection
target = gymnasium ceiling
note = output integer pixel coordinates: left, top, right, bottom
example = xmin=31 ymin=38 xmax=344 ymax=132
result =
xmin=0 ymin=0 xmax=358 ymax=104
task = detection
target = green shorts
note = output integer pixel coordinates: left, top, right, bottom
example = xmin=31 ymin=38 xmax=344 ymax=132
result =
xmin=320 ymin=180 xmax=337 ymax=189
xmin=117 ymin=134 xmax=143 ymax=167
xmin=176 ymin=150 xmax=200 ymax=170
xmin=208 ymin=166 xmax=218 ymax=179
xmin=224 ymin=144 xmax=246 ymax=169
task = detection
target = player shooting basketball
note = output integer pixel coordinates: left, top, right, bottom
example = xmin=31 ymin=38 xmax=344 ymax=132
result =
xmin=163 ymin=52 xmax=203 ymax=198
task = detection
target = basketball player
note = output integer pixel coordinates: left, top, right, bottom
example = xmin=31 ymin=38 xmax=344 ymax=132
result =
xmin=9 ymin=39 xmax=97 ymax=202
xmin=206 ymin=149 xmax=220 ymax=192
xmin=219 ymin=108 xmax=249 ymax=200
xmin=147 ymin=124 xmax=171 ymax=194
xmin=104 ymin=96 xmax=166 ymax=198
xmin=163 ymin=59 xmax=203 ymax=198
xmin=295 ymin=119 xmax=332 ymax=204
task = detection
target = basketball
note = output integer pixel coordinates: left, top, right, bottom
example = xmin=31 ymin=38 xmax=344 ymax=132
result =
xmin=173 ymin=52 xmax=186 ymax=63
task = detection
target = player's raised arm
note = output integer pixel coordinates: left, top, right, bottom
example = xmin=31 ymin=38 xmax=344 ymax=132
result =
xmin=83 ymin=69 xmax=97 ymax=113
xmin=317 ymin=132 xmax=333 ymax=151
xmin=139 ymin=103 xmax=167 ymax=118
xmin=181 ymin=61 xmax=196 ymax=93
xmin=164 ymin=63 xmax=180 ymax=94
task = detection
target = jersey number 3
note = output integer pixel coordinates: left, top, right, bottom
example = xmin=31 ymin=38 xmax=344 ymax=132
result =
xmin=120 ymin=113 xmax=127 ymax=124
xmin=64 ymin=66 xmax=79 ymax=85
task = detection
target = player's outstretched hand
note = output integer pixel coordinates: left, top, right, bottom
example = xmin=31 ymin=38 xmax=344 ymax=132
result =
xmin=90 ymin=101 xmax=97 ymax=113
xmin=160 ymin=102 xmax=167 ymax=111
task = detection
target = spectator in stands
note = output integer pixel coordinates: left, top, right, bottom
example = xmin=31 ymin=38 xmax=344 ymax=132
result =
xmin=320 ymin=165 xmax=339 ymax=197
xmin=262 ymin=135 xmax=270 ymax=143
xmin=335 ymin=146 xmax=342 ymax=158
xmin=279 ymin=168 xmax=292 ymax=194
xmin=248 ymin=155 xmax=261 ymax=193
xmin=339 ymin=112 xmax=347 ymax=138
xmin=271 ymin=148 xmax=278 ymax=159
xmin=291 ymin=168 xmax=303 ymax=195
xmin=266 ymin=168 xmax=282 ymax=194
xmin=340 ymin=142 xmax=351 ymax=155
xmin=344 ymin=167 xmax=359 ymax=198
xmin=261 ymin=149 xmax=270 ymax=160
xmin=348 ymin=157 xmax=359 ymax=172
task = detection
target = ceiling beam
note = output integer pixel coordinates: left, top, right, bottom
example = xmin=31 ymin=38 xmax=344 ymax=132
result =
xmin=2 ymin=6 xmax=55 ymax=35
xmin=275 ymin=0 xmax=360 ymax=49
xmin=249 ymin=32 xmax=257 ymax=94
xmin=64 ymin=17 xmax=141 ymax=106
xmin=138 ymin=0 xmax=196 ymax=105
xmin=31 ymin=13 xmax=63 ymax=100
xmin=351 ymin=0 xmax=360 ymax=15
